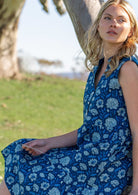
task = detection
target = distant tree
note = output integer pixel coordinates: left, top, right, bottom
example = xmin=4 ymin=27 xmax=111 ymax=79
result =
xmin=0 ymin=0 xmax=102 ymax=78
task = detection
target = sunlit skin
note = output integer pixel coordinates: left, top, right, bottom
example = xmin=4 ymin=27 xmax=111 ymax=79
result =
xmin=98 ymin=5 xmax=132 ymax=46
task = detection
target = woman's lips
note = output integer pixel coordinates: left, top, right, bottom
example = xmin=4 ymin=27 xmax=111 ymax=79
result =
xmin=107 ymin=30 xmax=117 ymax=35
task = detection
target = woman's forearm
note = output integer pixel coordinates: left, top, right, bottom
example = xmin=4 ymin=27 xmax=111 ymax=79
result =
xmin=47 ymin=129 xmax=78 ymax=149
xmin=22 ymin=129 xmax=78 ymax=156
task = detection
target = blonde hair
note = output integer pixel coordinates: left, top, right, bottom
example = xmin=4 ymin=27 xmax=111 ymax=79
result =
xmin=85 ymin=0 xmax=138 ymax=75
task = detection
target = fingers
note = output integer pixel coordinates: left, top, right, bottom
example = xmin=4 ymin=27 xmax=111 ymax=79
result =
xmin=23 ymin=140 xmax=38 ymax=148
xmin=22 ymin=146 xmax=41 ymax=156
xmin=27 ymin=148 xmax=38 ymax=156
xmin=22 ymin=144 xmax=34 ymax=154
xmin=22 ymin=142 xmax=44 ymax=156
xmin=22 ymin=140 xmax=39 ymax=151
xmin=31 ymin=150 xmax=43 ymax=156
xmin=22 ymin=139 xmax=48 ymax=156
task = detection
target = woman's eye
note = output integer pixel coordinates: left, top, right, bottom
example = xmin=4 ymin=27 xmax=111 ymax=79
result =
xmin=119 ymin=19 xmax=125 ymax=23
xmin=104 ymin=17 xmax=111 ymax=20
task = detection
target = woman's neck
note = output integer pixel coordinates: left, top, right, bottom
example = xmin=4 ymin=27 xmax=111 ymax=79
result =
xmin=103 ymin=42 xmax=122 ymax=62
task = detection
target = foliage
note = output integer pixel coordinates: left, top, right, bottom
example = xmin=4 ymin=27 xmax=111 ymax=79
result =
xmin=0 ymin=75 xmax=85 ymax=181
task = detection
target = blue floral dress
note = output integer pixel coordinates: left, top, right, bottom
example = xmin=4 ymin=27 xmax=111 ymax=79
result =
xmin=2 ymin=56 xmax=138 ymax=195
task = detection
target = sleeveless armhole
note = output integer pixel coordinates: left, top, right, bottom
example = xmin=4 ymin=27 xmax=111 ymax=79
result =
xmin=116 ymin=55 xmax=138 ymax=77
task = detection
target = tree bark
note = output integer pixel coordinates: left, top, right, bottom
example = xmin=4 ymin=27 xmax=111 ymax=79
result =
xmin=63 ymin=0 xmax=101 ymax=54
xmin=0 ymin=0 xmax=25 ymax=78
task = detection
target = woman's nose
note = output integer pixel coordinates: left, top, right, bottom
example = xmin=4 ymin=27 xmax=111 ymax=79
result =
xmin=110 ymin=19 xmax=117 ymax=27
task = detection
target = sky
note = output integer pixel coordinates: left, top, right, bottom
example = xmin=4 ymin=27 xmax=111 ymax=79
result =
xmin=17 ymin=0 xmax=138 ymax=72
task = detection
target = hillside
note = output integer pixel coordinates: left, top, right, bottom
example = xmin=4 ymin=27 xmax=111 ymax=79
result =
xmin=0 ymin=75 xmax=86 ymax=181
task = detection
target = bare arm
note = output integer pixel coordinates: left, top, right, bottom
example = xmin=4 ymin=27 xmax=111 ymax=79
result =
xmin=47 ymin=129 xmax=78 ymax=148
xmin=119 ymin=61 xmax=138 ymax=194
xmin=22 ymin=129 xmax=78 ymax=156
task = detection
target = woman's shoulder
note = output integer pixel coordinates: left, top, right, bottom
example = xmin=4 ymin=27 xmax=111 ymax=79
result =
xmin=119 ymin=55 xmax=138 ymax=85
xmin=120 ymin=60 xmax=138 ymax=76
xmin=131 ymin=55 xmax=138 ymax=65
xmin=116 ymin=55 xmax=138 ymax=72
xmin=119 ymin=55 xmax=138 ymax=66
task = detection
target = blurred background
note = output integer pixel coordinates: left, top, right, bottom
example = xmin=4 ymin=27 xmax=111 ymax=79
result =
xmin=17 ymin=0 xmax=138 ymax=79
xmin=17 ymin=0 xmax=86 ymax=79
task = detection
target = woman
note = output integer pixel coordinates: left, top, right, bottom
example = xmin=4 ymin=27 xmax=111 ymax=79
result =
xmin=1 ymin=0 xmax=138 ymax=194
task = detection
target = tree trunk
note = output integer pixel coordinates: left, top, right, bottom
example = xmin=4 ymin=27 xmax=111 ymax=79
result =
xmin=63 ymin=0 xmax=101 ymax=54
xmin=0 ymin=0 xmax=25 ymax=78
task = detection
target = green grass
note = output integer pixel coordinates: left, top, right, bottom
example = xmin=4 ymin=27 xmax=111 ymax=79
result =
xmin=0 ymin=75 xmax=85 ymax=182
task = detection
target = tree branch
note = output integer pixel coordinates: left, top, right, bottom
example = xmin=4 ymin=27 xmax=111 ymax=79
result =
xmin=63 ymin=0 xmax=101 ymax=54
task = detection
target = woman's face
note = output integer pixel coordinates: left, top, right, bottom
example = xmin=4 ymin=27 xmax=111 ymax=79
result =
xmin=98 ymin=5 xmax=132 ymax=45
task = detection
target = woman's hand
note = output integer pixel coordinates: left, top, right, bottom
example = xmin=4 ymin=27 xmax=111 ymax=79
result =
xmin=22 ymin=139 xmax=52 ymax=156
